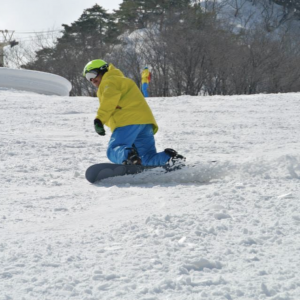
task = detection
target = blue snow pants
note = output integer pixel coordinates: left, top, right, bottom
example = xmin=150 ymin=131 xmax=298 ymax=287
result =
xmin=107 ymin=124 xmax=170 ymax=166
xmin=142 ymin=83 xmax=149 ymax=97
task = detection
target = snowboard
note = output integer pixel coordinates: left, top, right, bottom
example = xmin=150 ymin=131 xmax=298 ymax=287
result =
xmin=85 ymin=163 xmax=166 ymax=183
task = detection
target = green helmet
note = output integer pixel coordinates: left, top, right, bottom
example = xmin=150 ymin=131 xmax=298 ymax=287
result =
xmin=82 ymin=59 xmax=108 ymax=76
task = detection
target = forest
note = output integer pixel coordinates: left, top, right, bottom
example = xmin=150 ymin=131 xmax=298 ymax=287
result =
xmin=5 ymin=0 xmax=300 ymax=96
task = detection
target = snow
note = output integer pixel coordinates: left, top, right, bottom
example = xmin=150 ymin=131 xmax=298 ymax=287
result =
xmin=1 ymin=89 xmax=300 ymax=300
xmin=0 ymin=68 xmax=72 ymax=96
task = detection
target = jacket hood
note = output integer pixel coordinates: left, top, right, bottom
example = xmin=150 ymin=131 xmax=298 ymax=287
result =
xmin=104 ymin=64 xmax=125 ymax=79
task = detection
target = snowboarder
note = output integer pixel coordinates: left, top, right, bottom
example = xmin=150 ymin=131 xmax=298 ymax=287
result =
xmin=141 ymin=66 xmax=151 ymax=97
xmin=82 ymin=59 xmax=185 ymax=167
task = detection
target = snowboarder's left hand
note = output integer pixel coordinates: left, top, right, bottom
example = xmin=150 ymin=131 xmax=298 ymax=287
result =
xmin=94 ymin=119 xmax=106 ymax=136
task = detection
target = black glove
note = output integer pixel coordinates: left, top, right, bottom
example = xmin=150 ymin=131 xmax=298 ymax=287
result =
xmin=94 ymin=119 xmax=105 ymax=136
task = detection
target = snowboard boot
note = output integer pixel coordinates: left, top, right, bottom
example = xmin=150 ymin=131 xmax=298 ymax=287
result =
xmin=122 ymin=148 xmax=142 ymax=165
xmin=165 ymin=148 xmax=186 ymax=170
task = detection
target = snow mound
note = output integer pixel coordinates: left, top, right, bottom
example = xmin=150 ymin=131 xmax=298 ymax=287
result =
xmin=236 ymin=154 xmax=300 ymax=180
xmin=0 ymin=67 xmax=72 ymax=96
xmin=95 ymin=154 xmax=300 ymax=186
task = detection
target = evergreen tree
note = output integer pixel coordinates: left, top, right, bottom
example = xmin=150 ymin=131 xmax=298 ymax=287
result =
xmin=114 ymin=0 xmax=191 ymax=31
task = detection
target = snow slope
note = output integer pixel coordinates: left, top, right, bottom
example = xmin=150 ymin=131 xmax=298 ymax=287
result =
xmin=1 ymin=90 xmax=300 ymax=300
xmin=201 ymin=0 xmax=299 ymax=35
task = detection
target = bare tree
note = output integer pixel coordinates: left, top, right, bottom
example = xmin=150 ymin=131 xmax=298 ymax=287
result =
xmin=5 ymin=29 xmax=60 ymax=68
xmin=259 ymin=0 xmax=295 ymax=32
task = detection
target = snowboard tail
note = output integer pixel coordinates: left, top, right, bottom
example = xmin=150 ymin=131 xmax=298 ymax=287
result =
xmin=85 ymin=163 xmax=161 ymax=183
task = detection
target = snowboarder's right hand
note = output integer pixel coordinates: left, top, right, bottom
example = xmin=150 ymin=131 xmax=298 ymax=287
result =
xmin=94 ymin=119 xmax=106 ymax=136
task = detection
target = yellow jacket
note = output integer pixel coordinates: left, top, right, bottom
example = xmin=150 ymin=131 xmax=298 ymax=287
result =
xmin=141 ymin=69 xmax=151 ymax=84
xmin=96 ymin=64 xmax=158 ymax=133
